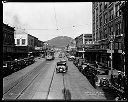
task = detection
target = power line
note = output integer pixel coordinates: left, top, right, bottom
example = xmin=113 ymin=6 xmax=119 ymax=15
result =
xmin=53 ymin=4 xmax=59 ymax=30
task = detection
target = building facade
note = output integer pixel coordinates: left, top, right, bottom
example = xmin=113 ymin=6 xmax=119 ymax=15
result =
xmin=14 ymin=29 xmax=39 ymax=58
xmin=75 ymin=34 xmax=92 ymax=57
xmin=3 ymin=23 xmax=15 ymax=61
xmin=92 ymin=1 xmax=126 ymax=70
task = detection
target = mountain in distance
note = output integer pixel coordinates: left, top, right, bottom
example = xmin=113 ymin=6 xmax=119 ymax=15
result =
xmin=46 ymin=36 xmax=74 ymax=48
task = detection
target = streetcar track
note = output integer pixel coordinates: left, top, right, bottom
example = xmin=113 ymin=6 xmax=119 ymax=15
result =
xmin=15 ymin=64 xmax=46 ymax=99
xmin=3 ymin=60 xmax=47 ymax=98
xmin=45 ymin=64 xmax=56 ymax=99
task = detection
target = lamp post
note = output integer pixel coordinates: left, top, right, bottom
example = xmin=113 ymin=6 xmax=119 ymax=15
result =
xmin=109 ymin=35 xmax=114 ymax=78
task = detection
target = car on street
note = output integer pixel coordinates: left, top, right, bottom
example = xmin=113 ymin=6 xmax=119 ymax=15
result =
xmin=60 ymin=59 xmax=67 ymax=64
xmin=95 ymin=68 xmax=110 ymax=89
xmin=3 ymin=61 xmax=13 ymax=77
xmin=56 ymin=61 xmax=68 ymax=73
xmin=68 ymin=56 xmax=75 ymax=61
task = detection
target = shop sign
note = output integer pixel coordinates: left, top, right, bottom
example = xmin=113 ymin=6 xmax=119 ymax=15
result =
xmin=107 ymin=49 xmax=114 ymax=53
xmin=118 ymin=50 xmax=122 ymax=53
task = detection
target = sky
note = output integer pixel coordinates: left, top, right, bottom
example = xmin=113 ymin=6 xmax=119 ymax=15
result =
xmin=3 ymin=2 xmax=92 ymax=41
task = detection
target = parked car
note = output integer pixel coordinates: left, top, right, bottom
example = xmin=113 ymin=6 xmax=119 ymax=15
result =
xmin=28 ymin=56 xmax=35 ymax=64
xmin=95 ymin=68 xmax=110 ymax=89
xmin=73 ymin=57 xmax=79 ymax=66
xmin=56 ymin=61 xmax=68 ymax=73
xmin=68 ymin=56 xmax=75 ymax=61
xmin=3 ymin=61 xmax=14 ymax=77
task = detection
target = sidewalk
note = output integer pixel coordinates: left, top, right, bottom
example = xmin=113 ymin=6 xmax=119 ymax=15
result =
xmin=65 ymin=61 xmax=106 ymax=99
xmin=3 ymin=57 xmax=46 ymax=89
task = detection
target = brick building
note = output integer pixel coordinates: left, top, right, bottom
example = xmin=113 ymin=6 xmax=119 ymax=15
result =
xmin=3 ymin=23 xmax=15 ymax=61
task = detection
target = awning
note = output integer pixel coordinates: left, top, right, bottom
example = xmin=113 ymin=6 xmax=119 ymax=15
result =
xmin=84 ymin=49 xmax=107 ymax=53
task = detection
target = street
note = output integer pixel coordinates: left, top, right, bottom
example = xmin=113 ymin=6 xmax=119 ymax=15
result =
xmin=3 ymin=52 xmax=106 ymax=100
xmin=3 ymin=2 xmax=127 ymax=101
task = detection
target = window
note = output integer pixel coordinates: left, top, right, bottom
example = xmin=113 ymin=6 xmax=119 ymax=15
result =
xmin=104 ymin=28 xmax=107 ymax=38
xmin=85 ymin=39 xmax=88 ymax=41
xmin=104 ymin=2 xmax=107 ymax=9
xmin=99 ymin=30 xmax=102 ymax=40
xmin=17 ymin=39 xmax=20 ymax=45
xmin=119 ymin=43 xmax=122 ymax=50
xmin=115 ymin=4 xmax=120 ymax=17
xmin=119 ymin=23 xmax=122 ymax=34
xmin=22 ymin=39 xmax=25 ymax=45
xmin=99 ymin=16 xmax=102 ymax=26
xmin=110 ymin=26 xmax=113 ymax=35
xmin=109 ymin=9 xmax=113 ymax=20
xmin=104 ymin=13 xmax=107 ymax=23
xmin=114 ymin=43 xmax=118 ymax=49
xmin=99 ymin=3 xmax=102 ymax=12
xmin=117 ymin=23 xmax=120 ymax=35
xmin=96 ymin=8 xmax=98 ymax=17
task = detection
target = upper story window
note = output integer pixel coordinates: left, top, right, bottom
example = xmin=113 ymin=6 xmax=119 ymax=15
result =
xmin=17 ymin=39 xmax=20 ymax=45
xmin=99 ymin=3 xmax=102 ymax=12
xmin=104 ymin=28 xmax=108 ymax=38
xmin=115 ymin=4 xmax=120 ymax=17
xmin=109 ymin=9 xmax=114 ymax=20
xmin=22 ymin=39 xmax=25 ymax=45
xmin=104 ymin=2 xmax=107 ymax=9
xmin=104 ymin=13 xmax=108 ymax=24
xmin=99 ymin=16 xmax=102 ymax=27
xmin=96 ymin=8 xmax=98 ymax=17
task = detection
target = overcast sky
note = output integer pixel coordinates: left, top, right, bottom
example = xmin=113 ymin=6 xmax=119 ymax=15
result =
xmin=3 ymin=2 xmax=92 ymax=41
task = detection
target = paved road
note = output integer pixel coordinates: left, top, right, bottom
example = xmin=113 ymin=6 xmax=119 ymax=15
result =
xmin=3 ymin=52 xmax=107 ymax=100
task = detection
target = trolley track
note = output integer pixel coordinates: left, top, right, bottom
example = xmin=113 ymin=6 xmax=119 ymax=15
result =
xmin=3 ymin=60 xmax=51 ymax=99
xmin=45 ymin=66 xmax=56 ymax=99
xmin=3 ymin=60 xmax=46 ymax=95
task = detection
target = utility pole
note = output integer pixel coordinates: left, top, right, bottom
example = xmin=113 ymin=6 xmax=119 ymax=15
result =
xmin=83 ymin=34 xmax=85 ymax=59
xmin=109 ymin=35 xmax=115 ymax=79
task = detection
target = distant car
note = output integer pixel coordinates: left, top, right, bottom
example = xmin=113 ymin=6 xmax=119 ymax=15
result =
xmin=68 ymin=56 xmax=75 ymax=61
xmin=59 ymin=54 xmax=62 ymax=58
xmin=56 ymin=61 xmax=68 ymax=73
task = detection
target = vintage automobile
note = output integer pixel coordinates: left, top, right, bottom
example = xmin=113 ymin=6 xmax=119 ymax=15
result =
xmin=95 ymin=68 xmax=110 ymax=89
xmin=3 ymin=61 xmax=14 ymax=77
xmin=59 ymin=53 xmax=63 ymax=58
xmin=109 ymin=70 xmax=127 ymax=101
xmin=68 ymin=56 xmax=75 ymax=61
xmin=28 ymin=56 xmax=35 ymax=64
xmin=73 ymin=57 xmax=79 ymax=66
xmin=60 ymin=59 xmax=67 ymax=64
xmin=56 ymin=61 xmax=68 ymax=73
